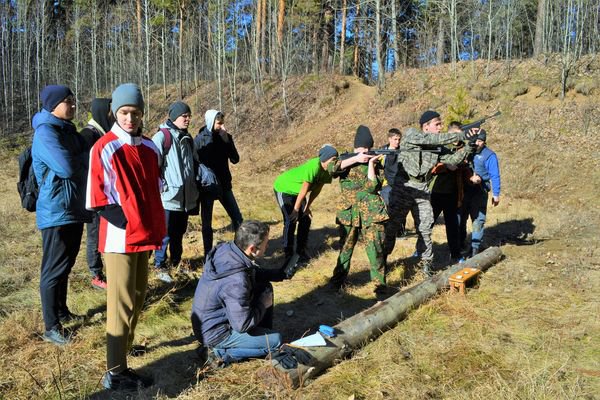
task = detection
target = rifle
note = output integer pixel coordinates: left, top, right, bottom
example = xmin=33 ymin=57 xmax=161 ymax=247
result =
xmin=461 ymin=111 xmax=501 ymax=131
xmin=341 ymin=146 xmax=448 ymax=159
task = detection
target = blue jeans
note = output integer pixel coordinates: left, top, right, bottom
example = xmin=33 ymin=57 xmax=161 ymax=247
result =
xmin=200 ymin=188 xmax=243 ymax=256
xmin=460 ymin=188 xmax=488 ymax=253
xmin=212 ymin=328 xmax=282 ymax=364
xmin=154 ymin=210 xmax=189 ymax=268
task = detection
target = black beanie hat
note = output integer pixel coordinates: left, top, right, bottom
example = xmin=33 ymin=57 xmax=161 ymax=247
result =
xmin=477 ymin=129 xmax=487 ymax=142
xmin=41 ymin=85 xmax=73 ymax=112
xmin=419 ymin=110 xmax=440 ymax=127
xmin=91 ymin=98 xmax=113 ymax=132
xmin=354 ymin=125 xmax=374 ymax=148
xmin=168 ymin=101 xmax=191 ymax=121
xmin=318 ymin=145 xmax=338 ymax=162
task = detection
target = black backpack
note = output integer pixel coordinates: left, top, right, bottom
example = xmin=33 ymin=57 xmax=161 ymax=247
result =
xmin=17 ymin=146 xmax=40 ymax=212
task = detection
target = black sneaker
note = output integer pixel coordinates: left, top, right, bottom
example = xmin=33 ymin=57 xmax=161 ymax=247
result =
xmin=102 ymin=368 xmax=153 ymax=391
xmin=128 ymin=344 xmax=147 ymax=357
xmin=297 ymin=251 xmax=311 ymax=265
xmin=59 ymin=310 xmax=84 ymax=323
xmin=326 ymin=280 xmax=346 ymax=294
xmin=42 ymin=327 xmax=71 ymax=346
xmin=374 ymin=284 xmax=393 ymax=295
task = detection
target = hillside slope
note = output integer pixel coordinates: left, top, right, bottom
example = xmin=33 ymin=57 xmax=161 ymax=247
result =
xmin=0 ymin=59 xmax=598 ymax=399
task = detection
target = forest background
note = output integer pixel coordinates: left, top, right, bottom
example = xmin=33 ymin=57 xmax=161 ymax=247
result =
xmin=0 ymin=0 xmax=598 ymax=133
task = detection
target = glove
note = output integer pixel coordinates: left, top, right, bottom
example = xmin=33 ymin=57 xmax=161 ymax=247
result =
xmin=99 ymin=204 xmax=128 ymax=229
xmin=289 ymin=209 xmax=299 ymax=224
xmin=271 ymin=344 xmax=314 ymax=369
xmin=272 ymin=349 xmax=298 ymax=369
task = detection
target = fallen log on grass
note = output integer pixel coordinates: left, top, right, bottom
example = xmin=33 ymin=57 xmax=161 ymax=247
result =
xmin=256 ymin=246 xmax=503 ymax=389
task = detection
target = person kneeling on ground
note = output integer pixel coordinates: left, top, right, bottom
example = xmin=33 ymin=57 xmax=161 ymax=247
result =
xmin=191 ymin=220 xmax=282 ymax=365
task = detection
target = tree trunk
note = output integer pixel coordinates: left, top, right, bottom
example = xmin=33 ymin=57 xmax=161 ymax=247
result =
xmin=533 ymin=0 xmax=546 ymax=56
xmin=436 ymin=17 xmax=444 ymax=65
xmin=375 ymin=0 xmax=384 ymax=91
xmin=277 ymin=0 xmax=285 ymax=48
xmin=260 ymin=0 xmax=267 ymax=73
xmin=390 ymin=0 xmax=399 ymax=71
xmin=353 ymin=1 xmax=361 ymax=77
xmin=179 ymin=0 xmax=186 ymax=98
xmin=339 ymin=0 xmax=347 ymax=74
xmin=257 ymin=247 xmax=504 ymax=389
xmin=321 ymin=1 xmax=334 ymax=72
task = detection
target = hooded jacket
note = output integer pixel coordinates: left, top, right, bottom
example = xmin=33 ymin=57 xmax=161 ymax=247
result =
xmin=194 ymin=110 xmax=240 ymax=192
xmin=31 ymin=109 xmax=91 ymax=229
xmin=191 ymin=241 xmax=267 ymax=347
xmin=80 ymin=98 xmax=112 ymax=150
xmin=152 ymin=120 xmax=199 ymax=212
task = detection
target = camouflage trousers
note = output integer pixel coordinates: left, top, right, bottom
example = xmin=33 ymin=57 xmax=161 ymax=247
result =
xmin=331 ymin=223 xmax=386 ymax=286
xmin=384 ymin=180 xmax=434 ymax=262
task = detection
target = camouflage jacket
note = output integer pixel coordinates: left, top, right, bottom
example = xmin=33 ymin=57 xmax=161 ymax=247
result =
xmin=397 ymin=127 xmax=472 ymax=183
xmin=329 ymin=157 xmax=388 ymax=227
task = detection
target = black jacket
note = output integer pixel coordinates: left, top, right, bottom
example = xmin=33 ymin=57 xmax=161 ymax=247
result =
xmin=194 ymin=126 xmax=239 ymax=191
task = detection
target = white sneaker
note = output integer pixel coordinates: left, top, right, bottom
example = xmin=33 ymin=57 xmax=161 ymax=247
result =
xmin=157 ymin=271 xmax=174 ymax=283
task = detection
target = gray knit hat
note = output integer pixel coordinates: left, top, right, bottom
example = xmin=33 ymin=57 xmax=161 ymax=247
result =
xmin=111 ymin=83 xmax=144 ymax=115
xmin=318 ymin=145 xmax=338 ymax=162
xmin=168 ymin=101 xmax=191 ymax=121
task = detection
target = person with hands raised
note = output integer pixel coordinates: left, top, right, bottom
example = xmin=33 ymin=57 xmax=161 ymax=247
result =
xmin=327 ymin=126 xmax=389 ymax=294
xmin=191 ymin=221 xmax=282 ymax=366
xmin=383 ymin=111 xmax=477 ymax=276
xmin=194 ymin=110 xmax=244 ymax=258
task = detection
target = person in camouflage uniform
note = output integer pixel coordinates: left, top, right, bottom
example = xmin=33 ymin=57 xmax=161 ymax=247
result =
xmin=328 ymin=125 xmax=389 ymax=292
xmin=384 ymin=111 xmax=477 ymax=275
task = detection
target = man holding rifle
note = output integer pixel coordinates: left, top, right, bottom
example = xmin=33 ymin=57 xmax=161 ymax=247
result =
xmin=384 ymin=110 xmax=478 ymax=276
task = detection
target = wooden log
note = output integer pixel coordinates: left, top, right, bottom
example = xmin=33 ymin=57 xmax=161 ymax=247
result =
xmin=256 ymin=246 xmax=503 ymax=389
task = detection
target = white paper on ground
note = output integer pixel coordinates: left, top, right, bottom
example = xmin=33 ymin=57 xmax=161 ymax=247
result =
xmin=290 ymin=332 xmax=327 ymax=347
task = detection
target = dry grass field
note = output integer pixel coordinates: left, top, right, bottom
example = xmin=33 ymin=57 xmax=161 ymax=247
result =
xmin=1 ymin=58 xmax=599 ymax=399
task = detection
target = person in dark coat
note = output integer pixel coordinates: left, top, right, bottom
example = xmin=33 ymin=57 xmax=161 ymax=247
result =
xmin=191 ymin=220 xmax=282 ymax=365
xmin=194 ymin=110 xmax=243 ymax=257
xmin=80 ymin=98 xmax=114 ymax=290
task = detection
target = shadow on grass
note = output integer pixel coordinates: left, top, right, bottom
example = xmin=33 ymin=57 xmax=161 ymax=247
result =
xmin=87 ymin=345 xmax=202 ymax=399
xmin=83 ymin=224 xmax=423 ymax=397
xmin=386 ymin=217 xmax=539 ymax=271
xmin=485 ymin=217 xmax=538 ymax=246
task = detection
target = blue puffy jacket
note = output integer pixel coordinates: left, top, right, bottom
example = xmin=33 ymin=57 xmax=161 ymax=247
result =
xmin=31 ymin=109 xmax=90 ymax=229
xmin=191 ymin=242 xmax=267 ymax=347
